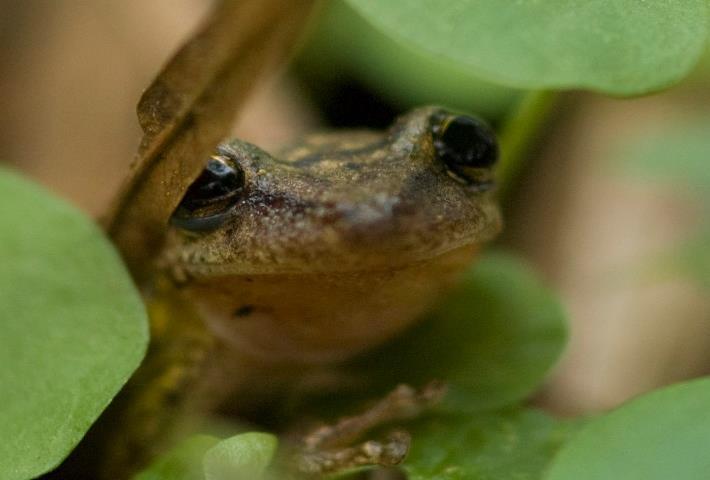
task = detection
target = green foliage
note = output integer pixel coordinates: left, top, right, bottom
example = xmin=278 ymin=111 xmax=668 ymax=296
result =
xmin=344 ymin=0 xmax=709 ymax=95
xmin=325 ymin=253 xmax=570 ymax=478
xmin=344 ymin=252 xmax=568 ymax=413
xmin=615 ymin=116 xmax=710 ymax=199
xmin=545 ymin=378 xmax=710 ymax=480
xmin=203 ymin=433 xmax=278 ymax=480
xmin=134 ymin=436 xmax=220 ymax=480
xmin=0 ymin=168 xmax=149 ymax=480
xmin=665 ymin=233 xmax=710 ymax=289
xmin=299 ymin=0 xmax=520 ymax=119
xmin=404 ymin=409 xmax=581 ymax=480
xmin=613 ymin=115 xmax=710 ymax=288
xmin=134 ymin=433 xmax=278 ymax=480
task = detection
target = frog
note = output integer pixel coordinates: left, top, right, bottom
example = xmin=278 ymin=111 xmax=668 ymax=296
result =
xmin=100 ymin=106 xmax=501 ymax=478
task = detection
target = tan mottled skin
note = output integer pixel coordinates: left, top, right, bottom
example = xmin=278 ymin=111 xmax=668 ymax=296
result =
xmin=103 ymin=106 xmax=501 ymax=477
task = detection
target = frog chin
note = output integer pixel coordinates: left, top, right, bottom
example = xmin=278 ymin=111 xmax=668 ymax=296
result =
xmin=179 ymin=243 xmax=481 ymax=367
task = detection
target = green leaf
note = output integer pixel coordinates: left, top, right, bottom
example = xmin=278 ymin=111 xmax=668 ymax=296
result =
xmin=299 ymin=0 xmax=520 ymax=119
xmin=346 ymin=251 xmax=568 ymax=413
xmin=133 ymin=433 xmax=278 ymax=480
xmin=403 ymin=408 xmax=581 ymax=480
xmin=544 ymin=377 xmax=710 ymax=480
xmin=664 ymin=233 xmax=710 ymax=289
xmin=0 ymin=169 xmax=148 ymax=480
xmin=614 ymin=116 xmax=710 ymax=199
xmin=344 ymin=0 xmax=709 ymax=95
xmin=610 ymin=115 xmax=710 ymax=288
xmin=203 ymin=433 xmax=278 ymax=480
xmin=624 ymin=232 xmax=710 ymax=290
xmin=133 ymin=435 xmax=220 ymax=480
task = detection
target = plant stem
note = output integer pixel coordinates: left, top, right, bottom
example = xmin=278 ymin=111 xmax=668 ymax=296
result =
xmin=496 ymin=90 xmax=558 ymax=199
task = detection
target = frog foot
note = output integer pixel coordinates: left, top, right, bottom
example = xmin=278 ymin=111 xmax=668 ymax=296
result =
xmin=295 ymin=430 xmax=410 ymax=475
xmin=293 ymin=381 xmax=447 ymax=476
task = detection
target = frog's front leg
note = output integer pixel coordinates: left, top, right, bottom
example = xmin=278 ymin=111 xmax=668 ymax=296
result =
xmin=292 ymin=381 xmax=447 ymax=475
xmin=296 ymin=430 xmax=411 ymax=475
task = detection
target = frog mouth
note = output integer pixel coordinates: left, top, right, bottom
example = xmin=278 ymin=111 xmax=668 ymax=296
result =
xmin=445 ymin=168 xmax=496 ymax=191
xmin=161 ymin=196 xmax=501 ymax=278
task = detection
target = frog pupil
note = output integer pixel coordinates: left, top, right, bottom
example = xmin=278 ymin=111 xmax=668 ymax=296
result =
xmin=434 ymin=115 xmax=498 ymax=170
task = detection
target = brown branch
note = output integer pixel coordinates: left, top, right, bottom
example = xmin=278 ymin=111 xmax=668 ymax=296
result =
xmin=104 ymin=0 xmax=316 ymax=279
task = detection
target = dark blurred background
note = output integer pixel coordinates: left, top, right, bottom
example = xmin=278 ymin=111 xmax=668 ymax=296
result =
xmin=2 ymin=0 xmax=709 ymax=415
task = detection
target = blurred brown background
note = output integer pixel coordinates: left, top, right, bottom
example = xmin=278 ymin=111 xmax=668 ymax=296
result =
xmin=2 ymin=1 xmax=708 ymax=415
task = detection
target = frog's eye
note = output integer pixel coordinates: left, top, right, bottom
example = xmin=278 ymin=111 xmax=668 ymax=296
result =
xmin=433 ymin=114 xmax=498 ymax=186
xmin=170 ymin=156 xmax=244 ymax=232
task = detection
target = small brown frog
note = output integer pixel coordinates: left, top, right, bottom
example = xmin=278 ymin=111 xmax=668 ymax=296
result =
xmin=104 ymin=106 xmax=501 ymax=477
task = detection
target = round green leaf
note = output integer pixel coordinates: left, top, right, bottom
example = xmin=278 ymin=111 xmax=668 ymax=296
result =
xmin=344 ymin=0 xmax=709 ymax=95
xmin=346 ymin=251 xmax=568 ymax=413
xmin=0 ymin=169 xmax=148 ymax=480
xmin=545 ymin=377 xmax=710 ymax=480
xmin=299 ymin=0 xmax=520 ymax=119
xmin=404 ymin=408 xmax=581 ymax=480
xmin=203 ymin=433 xmax=278 ymax=480
xmin=133 ymin=435 xmax=220 ymax=480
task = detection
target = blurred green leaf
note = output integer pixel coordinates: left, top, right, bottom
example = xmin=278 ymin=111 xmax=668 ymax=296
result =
xmin=544 ymin=377 xmax=710 ymax=480
xmin=613 ymin=116 xmax=710 ymax=289
xmin=0 ymin=169 xmax=148 ymax=480
xmin=134 ymin=433 xmax=277 ymax=480
xmin=686 ymin=35 xmax=710 ymax=84
xmin=203 ymin=433 xmax=278 ymax=480
xmin=344 ymin=0 xmax=708 ymax=95
xmin=615 ymin=116 xmax=710 ymax=199
xmin=133 ymin=435 xmax=220 ymax=480
xmin=630 ymin=232 xmax=710 ymax=291
xmin=666 ymin=233 xmax=710 ymax=289
xmin=346 ymin=251 xmax=568 ymax=413
xmin=403 ymin=408 xmax=580 ymax=480
xmin=299 ymin=0 xmax=520 ymax=119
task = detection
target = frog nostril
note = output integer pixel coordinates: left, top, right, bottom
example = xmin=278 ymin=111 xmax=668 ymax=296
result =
xmin=433 ymin=114 xmax=498 ymax=186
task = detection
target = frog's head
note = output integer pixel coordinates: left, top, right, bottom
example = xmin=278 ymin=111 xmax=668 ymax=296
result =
xmin=161 ymin=107 xmax=501 ymax=276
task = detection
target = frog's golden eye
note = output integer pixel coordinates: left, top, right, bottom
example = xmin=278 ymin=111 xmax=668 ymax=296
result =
xmin=170 ymin=156 xmax=244 ymax=232
xmin=433 ymin=114 xmax=498 ymax=187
